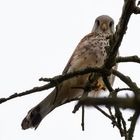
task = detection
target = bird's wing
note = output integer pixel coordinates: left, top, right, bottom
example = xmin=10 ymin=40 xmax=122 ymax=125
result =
xmin=62 ymin=32 xmax=96 ymax=74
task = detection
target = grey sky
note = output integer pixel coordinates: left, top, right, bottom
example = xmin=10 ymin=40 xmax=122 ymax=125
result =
xmin=0 ymin=0 xmax=140 ymax=140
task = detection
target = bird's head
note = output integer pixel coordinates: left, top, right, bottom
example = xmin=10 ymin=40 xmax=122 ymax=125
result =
xmin=92 ymin=15 xmax=114 ymax=34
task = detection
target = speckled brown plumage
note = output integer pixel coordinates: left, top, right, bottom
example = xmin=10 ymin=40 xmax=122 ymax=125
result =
xmin=21 ymin=15 xmax=116 ymax=130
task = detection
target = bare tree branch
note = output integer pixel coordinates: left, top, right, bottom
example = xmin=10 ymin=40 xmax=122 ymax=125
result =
xmin=116 ymin=56 xmax=140 ymax=64
xmin=0 ymin=0 xmax=140 ymax=139
xmin=76 ymin=97 xmax=137 ymax=110
xmin=0 ymin=67 xmax=102 ymax=104
xmin=127 ymin=111 xmax=140 ymax=140
xmin=104 ymin=0 xmax=137 ymax=70
xmin=112 ymin=70 xmax=140 ymax=96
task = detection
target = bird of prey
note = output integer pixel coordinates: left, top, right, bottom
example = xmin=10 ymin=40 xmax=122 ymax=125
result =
xmin=21 ymin=15 xmax=115 ymax=130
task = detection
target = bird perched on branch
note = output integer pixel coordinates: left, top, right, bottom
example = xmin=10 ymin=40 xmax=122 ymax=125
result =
xmin=21 ymin=15 xmax=115 ymax=130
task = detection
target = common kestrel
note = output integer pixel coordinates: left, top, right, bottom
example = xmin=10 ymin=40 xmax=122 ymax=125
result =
xmin=22 ymin=15 xmax=115 ymax=130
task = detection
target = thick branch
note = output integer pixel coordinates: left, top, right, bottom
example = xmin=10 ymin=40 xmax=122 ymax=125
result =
xmin=78 ymin=96 xmax=140 ymax=110
xmin=104 ymin=0 xmax=136 ymax=69
xmin=116 ymin=56 xmax=140 ymax=64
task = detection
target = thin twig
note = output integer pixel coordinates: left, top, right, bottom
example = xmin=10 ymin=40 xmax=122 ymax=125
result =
xmin=115 ymin=107 xmax=125 ymax=137
xmin=81 ymin=105 xmax=85 ymax=131
xmin=115 ymin=88 xmax=132 ymax=92
xmin=102 ymin=75 xmax=114 ymax=92
xmin=95 ymin=105 xmax=126 ymax=137
xmin=72 ymin=102 xmax=82 ymax=113
xmin=0 ymin=67 xmax=103 ymax=104
xmin=94 ymin=106 xmax=112 ymax=120
xmin=112 ymin=70 xmax=140 ymax=96
xmin=127 ymin=111 xmax=140 ymax=140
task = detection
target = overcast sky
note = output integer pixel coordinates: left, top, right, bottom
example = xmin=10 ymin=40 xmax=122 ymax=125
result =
xmin=0 ymin=0 xmax=140 ymax=140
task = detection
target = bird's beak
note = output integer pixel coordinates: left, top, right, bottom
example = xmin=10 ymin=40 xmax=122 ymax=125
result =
xmin=101 ymin=23 xmax=108 ymax=31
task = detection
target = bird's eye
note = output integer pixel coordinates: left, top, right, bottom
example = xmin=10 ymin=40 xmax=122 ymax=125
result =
xmin=96 ymin=20 xmax=100 ymax=26
xmin=109 ymin=21 xmax=114 ymax=27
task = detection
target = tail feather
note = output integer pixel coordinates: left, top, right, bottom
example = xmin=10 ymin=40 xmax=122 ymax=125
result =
xmin=21 ymin=76 xmax=84 ymax=130
xmin=21 ymin=89 xmax=57 ymax=130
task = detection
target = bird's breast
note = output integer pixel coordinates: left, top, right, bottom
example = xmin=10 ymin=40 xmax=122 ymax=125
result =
xmin=68 ymin=38 xmax=109 ymax=73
